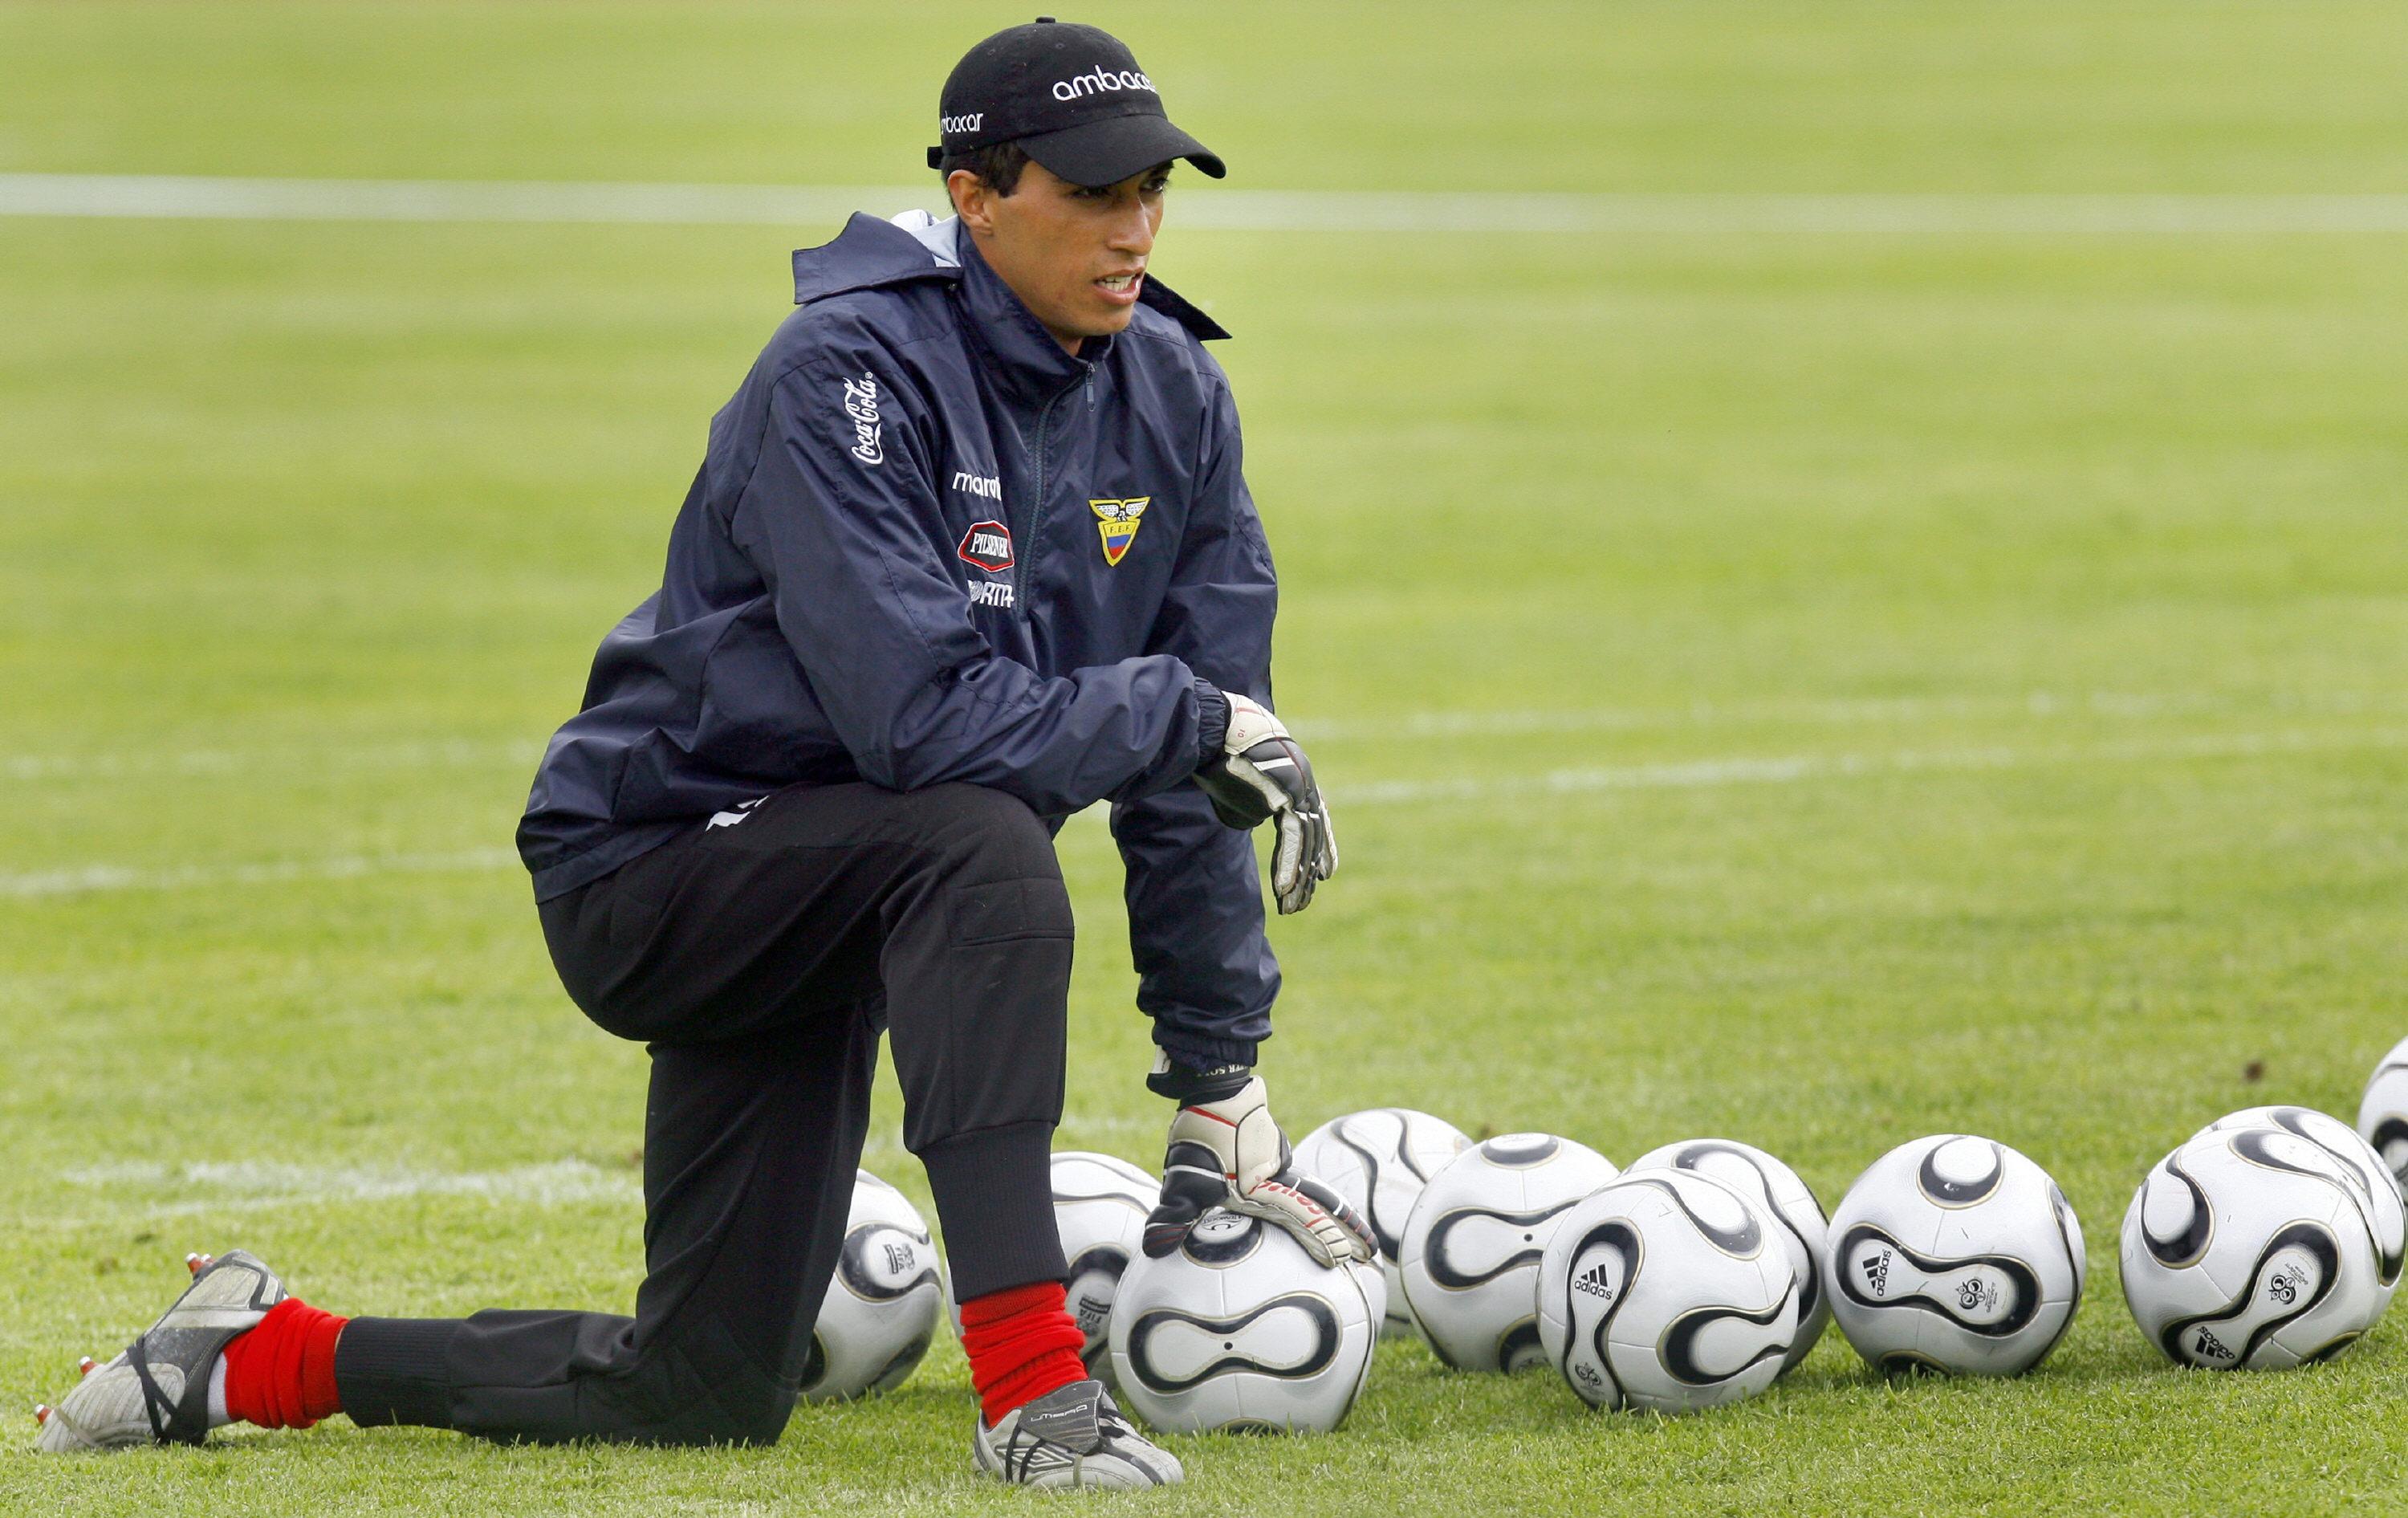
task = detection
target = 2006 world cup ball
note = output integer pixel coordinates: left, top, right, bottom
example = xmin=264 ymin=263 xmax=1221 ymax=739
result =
xmin=797 ymin=1170 xmax=945 ymax=1402
xmin=1538 ymin=1167 xmax=1799 ymax=1414
xmin=2123 ymin=1118 xmax=2399 ymax=1369
xmin=1824 ymin=1134 xmax=2085 ymax=1378
xmin=1051 ymin=1150 xmax=1159 ymax=1382
xmin=1625 ymin=1137 xmax=1830 ymax=1376
xmin=1108 ymin=1208 xmax=1384 ymax=1435
xmin=2357 ymin=1039 xmax=2408 ymax=1194
xmin=1292 ymin=1108 xmax=1472 ymax=1339
xmin=1398 ymin=1133 xmax=1620 ymax=1373
xmin=2194 ymin=1105 xmax=2406 ymax=1280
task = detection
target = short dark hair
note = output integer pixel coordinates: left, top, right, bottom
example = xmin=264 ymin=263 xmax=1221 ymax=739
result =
xmin=937 ymin=140 xmax=1032 ymax=197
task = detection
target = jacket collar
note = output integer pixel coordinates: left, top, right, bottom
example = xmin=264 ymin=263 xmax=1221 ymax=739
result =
xmin=791 ymin=212 xmax=962 ymax=305
xmin=958 ymin=228 xmax=1103 ymax=402
xmin=790 ymin=208 xmax=1233 ymax=403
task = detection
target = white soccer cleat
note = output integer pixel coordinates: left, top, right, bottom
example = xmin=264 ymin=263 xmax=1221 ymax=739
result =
xmin=971 ymin=1378 xmax=1182 ymax=1490
xmin=32 ymin=1250 xmax=285 ymax=1453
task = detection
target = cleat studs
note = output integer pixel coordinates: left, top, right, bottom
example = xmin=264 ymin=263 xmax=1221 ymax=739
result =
xmin=33 ymin=1404 xmax=50 ymax=1425
xmin=78 ymin=1357 xmax=97 ymax=1378
xmin=185 ymin=1252 xmax=203 ymax=1273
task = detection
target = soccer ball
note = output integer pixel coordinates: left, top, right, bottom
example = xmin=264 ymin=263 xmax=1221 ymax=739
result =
xmin=1108 ymin=1208 xmax=1383 ymax=1434
xmin=1292 ymin=1108 xmax=1472 ymax=1339
xmin=2123 ymin=1121 xmax=2399 ymax=1369
xmin=797 ymin=1169 xmax=944 ymax=1402
xmin=1824 ymin=1134 xmax=2085 ymax=1377
xmin=1051 ymin=1150 xmax=1158 ymax=1381
xmin=1399 ymin=1133 xmax=1620 ymax=1373
xmin=1538 ymin=1168 xmax=1799 ymax=1413
xmin=2194 ymin=1105 xmax=2406 ymax=1284
xmin=2357 ymin=1036 xmax=2408 ymax=1194
xmin=1626 ymin=1137 xmax=1830 ymax=1375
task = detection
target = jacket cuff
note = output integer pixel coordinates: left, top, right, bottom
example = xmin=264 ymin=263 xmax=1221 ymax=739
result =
xmin=1153 ymin=1025 xmax=1261 ymax=1071
xmin=1194 ymin=680 xmax=1230 ymax=768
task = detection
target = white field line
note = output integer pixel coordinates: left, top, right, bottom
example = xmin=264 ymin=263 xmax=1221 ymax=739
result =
xmin=37 ymin=1151 xmax=943 ymax=1228
xmin=7 ymin=726 xmax=2402 ymax=897
xmin=3 ymin=738 xmax=540 ymax=783
xmin=0 ymin=847 xmax=520 ymax=899
xmin=1333 ymin=726 xmax=2408 ymax=806
xmin=8 ymin=175 xmax=2408 ymax=234
xmin=51 ymin=1160 xmax=638 ymax=1221
xmin=1293 ymin=689 xmax=2407 ymax=743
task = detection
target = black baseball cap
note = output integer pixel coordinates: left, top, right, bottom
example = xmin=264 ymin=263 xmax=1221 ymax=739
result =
xmin=928 ymin=18 xmax=1226 ymax=188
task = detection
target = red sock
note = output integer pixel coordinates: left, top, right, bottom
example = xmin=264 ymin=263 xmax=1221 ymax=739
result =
xmin=221 ymin=1298 xmax=348 ymax=1430
xmin=959 ymin=1280 xmax=1087 ymax=1426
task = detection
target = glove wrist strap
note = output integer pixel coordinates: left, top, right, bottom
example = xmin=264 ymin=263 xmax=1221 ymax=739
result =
xmin=1146 ymin=1052 xmax=1254 ymax=1105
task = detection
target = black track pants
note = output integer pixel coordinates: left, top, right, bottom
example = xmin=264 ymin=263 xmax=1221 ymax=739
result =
xmin=332 ymin=782 xmax=1077 ymax=1445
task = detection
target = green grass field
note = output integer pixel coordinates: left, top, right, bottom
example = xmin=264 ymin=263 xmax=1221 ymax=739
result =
xmin=6 ymin=2 xmax=2408 ymax=1512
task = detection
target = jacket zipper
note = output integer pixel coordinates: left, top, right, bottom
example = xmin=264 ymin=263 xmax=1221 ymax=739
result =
xmin=1021 ymin=360 xmax=1092 ymax=617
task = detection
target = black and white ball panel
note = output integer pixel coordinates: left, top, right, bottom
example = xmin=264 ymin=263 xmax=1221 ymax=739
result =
xmin=1293 ymin=1109 xmax=1471 ymax=1340
xmin=798 ymin=1170 xmax=944 ymax=1402
xmin=1399 ymin=1135 xmax=1620 ymax=1374
xmin=1626 ymin=1137 xmax=1830 ymax=1375
xmin=1108 ymin=1211 xmax=1381 ymax=1435
xmin=2357 ymin=1037 xmax=2408 ymax=1191
xmin=1823 ymin=1135 xmax=2084 ymax=1378
xmin=1540 ymin=1170 xmax=1797 ymax=1414
xmin=2121 ymin=1122 xmax=2393 ymax=1371
xmin=1051 ymin=1151 xmax=1158 ymax=1375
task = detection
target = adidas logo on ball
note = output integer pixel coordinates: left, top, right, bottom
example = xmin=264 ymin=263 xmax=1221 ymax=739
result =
xmin=1572 ymin=1264 xmax=1616 ymax=1301
xmin=2192 ymin=1325 xmax=2235 ymax=1361
xmin=1861 ymin=1249 xmax=1892 ymax=1296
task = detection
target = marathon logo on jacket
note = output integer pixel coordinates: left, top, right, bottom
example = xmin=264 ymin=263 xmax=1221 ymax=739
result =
xmin=958 ymin=519 xmax=1015 ymax=573
xmin=1091 ymin=498 xmax=1150 ymax=565
xmin=950 ymin=469 xmax=1002 ymax=501
xmin=841 ymin=374 xmax=883 ymax=465
xmin=1052 ymin=65 xmax=1155 ymax=100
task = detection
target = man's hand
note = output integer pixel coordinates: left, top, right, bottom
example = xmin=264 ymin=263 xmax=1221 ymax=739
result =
xmin=1191 ymin=692 xmax=1337 ymax=915
xmin=1143 ymin=1069 xmax=1373 ymax=1268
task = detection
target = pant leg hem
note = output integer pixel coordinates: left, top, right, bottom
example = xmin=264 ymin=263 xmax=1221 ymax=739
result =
xmin=335 ymin=1317 xmax=462 ymax=1428
xmin=919 ymin=1119 xmax=1070 ymax=1302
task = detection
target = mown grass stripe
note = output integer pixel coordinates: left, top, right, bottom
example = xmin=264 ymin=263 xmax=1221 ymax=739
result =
xmin=8 ymin=728 xmax=2401 ymax=898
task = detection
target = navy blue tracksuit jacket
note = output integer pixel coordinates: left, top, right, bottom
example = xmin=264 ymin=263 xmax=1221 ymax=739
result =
xmin=518 ymin=210 xmax=1279 ymax=1064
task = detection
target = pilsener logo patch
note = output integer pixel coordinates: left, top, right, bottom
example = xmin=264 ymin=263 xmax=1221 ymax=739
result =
xmin=1091 ymin=498 xmax=1150 ymax=566
xmin=958 ymin=519 xmax=1014 ymax=572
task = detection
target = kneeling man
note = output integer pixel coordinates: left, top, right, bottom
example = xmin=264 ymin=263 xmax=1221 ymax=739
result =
xmin=35 ymin=18 xmax=1365 ymax=1491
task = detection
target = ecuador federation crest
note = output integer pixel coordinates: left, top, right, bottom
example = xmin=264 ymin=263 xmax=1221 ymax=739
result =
xmin=1091 ymin=497 xmax=1150 ymax=567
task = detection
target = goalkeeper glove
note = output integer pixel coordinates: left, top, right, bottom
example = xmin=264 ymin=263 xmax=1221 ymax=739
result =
xmin=1192 ymin=692 xmax=1337 ymax=915
xmin=1142 ymin=1056 xmax=1373 ymax=1268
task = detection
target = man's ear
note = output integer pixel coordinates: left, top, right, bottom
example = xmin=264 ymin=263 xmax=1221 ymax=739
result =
xmin=947 ymin=169 xmax=996 ymax=234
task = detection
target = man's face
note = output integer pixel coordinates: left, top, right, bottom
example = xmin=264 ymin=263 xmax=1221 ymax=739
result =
xmin=950 ymin=159 xmax=1169 ymax=355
